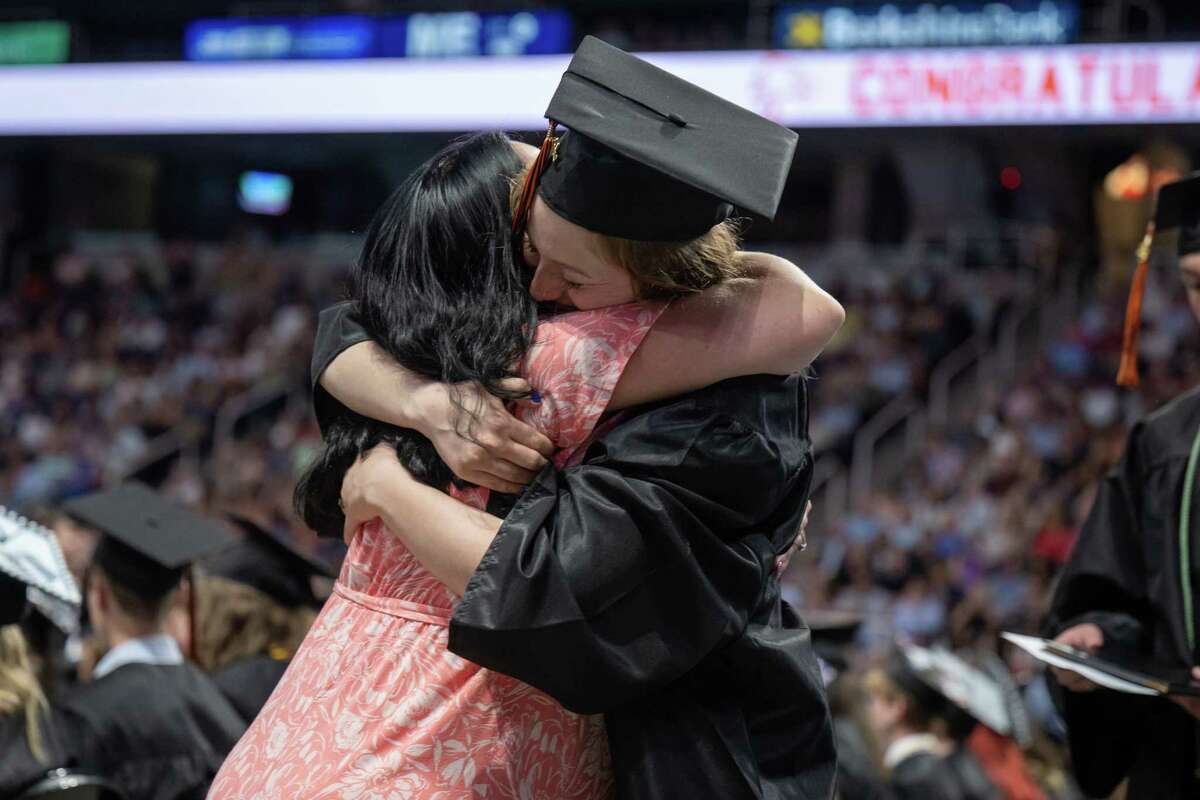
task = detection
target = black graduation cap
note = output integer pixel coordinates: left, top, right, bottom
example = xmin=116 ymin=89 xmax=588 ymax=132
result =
xmin=64 ymin=484 xmax=232 ymax=602
xmin=1118 ymin=172 xmax=1200 ymax=387
xmin=886 ymin=644 xmax=1012 ymax=741
xmin=807 ymin=609 xmax=863 ymax=673
xmin=517 ymin=36 xmax=799 ymax=242
xmin=206 ymin=516 xmax=334 ymax=609
xmin=1155 ymin=172 xmax=1200 ymax=257
xmin=0 ymin=572 xmax=24 ymax=626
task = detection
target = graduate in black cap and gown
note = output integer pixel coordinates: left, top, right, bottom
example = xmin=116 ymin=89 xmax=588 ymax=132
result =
xmin=53 ymin=484 xmax=246 ymax=800
xmin=863 ymin=646 xmax=1004 ymax=800
xmin=1044 ymin=173 xmax=1200 ymax=799
xmin=203 ymin=515 xmax=333 ymax=723
xmin=805 ymin=611 xmax=895 ymax=800
xmin=316 ymin=36 xmax=840 ymax=799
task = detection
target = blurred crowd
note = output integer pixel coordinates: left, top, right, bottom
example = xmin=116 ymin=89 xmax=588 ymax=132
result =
xmin=808 ymin=262 xmax=1026 ymax=456
xmin=0 ymin=238 xmax=348 ymax=559
xmin=791 ymin=261 xmax=1198 ymax=653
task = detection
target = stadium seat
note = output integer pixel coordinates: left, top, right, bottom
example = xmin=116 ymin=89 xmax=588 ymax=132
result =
xmin=14 ymin=769 xmax=126 ymax=800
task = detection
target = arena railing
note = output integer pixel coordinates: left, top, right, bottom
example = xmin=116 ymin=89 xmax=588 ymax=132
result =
xmin=845 ymin=257 xmax=1082 ymax=510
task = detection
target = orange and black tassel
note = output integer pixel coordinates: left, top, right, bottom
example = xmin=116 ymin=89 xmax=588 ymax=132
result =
xmin=512 ymin=121 xmax=558 ymax=236
xmin=1117 ymin=224 xmax=1155 ymax=388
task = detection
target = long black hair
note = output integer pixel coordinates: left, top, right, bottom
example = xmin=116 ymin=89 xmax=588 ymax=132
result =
xmin=296 ymin=133 xmax=535 ymax=538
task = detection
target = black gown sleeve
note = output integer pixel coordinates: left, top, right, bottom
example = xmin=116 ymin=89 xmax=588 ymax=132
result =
xmin=0 ymin=711 xmax=67 ymax=796
xmin=449 ymin=377 xmax=811 ymax=714
xmin=1045 ymin=420 xmax=1154 ymax=633
xmin=889 ymin=753 xmax=968 ymax=800
xmin=1042 ymin=420 xmax=1156 ymax=798
xmin=311 ymin=302 xmax=371 ymax=434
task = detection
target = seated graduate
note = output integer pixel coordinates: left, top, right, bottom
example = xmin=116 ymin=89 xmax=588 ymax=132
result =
xmin=199 ymin=515 xmax=334 ymax=723
xmin=806 ymin=611 xmax=894 ymax=800
xmin=0 ymin=509 xmax=82 ymax=797
xmin=0 ymin=582 xmax=65 ymax=797
xmin=53 ymin=484 xmax=246 ymax=800
xmin=862 ymin=646 xmax=1004 ymax=800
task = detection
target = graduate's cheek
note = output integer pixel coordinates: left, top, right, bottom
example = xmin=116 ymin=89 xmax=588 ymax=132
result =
xmin=864 ymin=693 xmax=891 ymax=733
xmin=565 ymin=265 xmax=638 ymax=310
xmin=567 ymin=282 xmax=637 ymax=310
xmin=529 ymin=262 xmax=569 ymax=304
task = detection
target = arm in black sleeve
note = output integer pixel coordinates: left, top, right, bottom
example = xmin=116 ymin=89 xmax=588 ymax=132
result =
xmin=449 ymin=376 xmax=812 ymax=714
xmin=1044 ymin=421 xmax=1153 ymax=635
xmin=1042 ymin=421 xmax=1154 ymax=798
xmin=311 ymin=302 xmax=370 ymax=434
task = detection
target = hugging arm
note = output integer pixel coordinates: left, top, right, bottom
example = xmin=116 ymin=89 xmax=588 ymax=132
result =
xmin=312 ymin=253 xmax=840 ymax=487
xmin=1041 ymin=422 xmax=1153 ymax=798
xmin=311 ymin=304 xmax=553 ymax=494
xmin=606 ymin=251 xmax=843 ymax=409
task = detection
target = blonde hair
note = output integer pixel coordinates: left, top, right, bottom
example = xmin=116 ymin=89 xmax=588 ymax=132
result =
xmin=193 ymin=575 xmax=317 ymax=672
xmin=863 ymin=668 xmax=900 ymax=700
xmin=592 ymin=221 xmax=743 ymax=299
xmin=510 ymin=163 xmax=744 ymax=299
xmin=0 ymin=625 xmax=50 ymax=763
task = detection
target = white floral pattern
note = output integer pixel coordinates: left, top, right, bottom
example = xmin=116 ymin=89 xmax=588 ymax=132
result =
xmin=209 ymin=301 xmax=667 ymax=800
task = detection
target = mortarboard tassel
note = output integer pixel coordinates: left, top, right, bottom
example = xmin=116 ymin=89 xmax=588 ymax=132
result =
xmin=1116 ymin=224 xmax=1155 ymax=388
xmin=512 ymin=121 xmax=558 ymax=236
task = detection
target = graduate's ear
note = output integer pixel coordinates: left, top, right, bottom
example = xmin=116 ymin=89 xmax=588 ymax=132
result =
xmin=86 ymin=568 xmax=109 ymax=625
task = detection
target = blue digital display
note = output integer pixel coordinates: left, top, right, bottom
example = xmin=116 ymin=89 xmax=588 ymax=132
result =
xmin=186 ymin=17 xmax=374 ymax=61
xmin=775 ymin=2 xmax=1079 ymax=50
xmin=185 ymin=11 xmax=573 ymax=61
xmin=238 ymin=171 xmax=293 ymax=216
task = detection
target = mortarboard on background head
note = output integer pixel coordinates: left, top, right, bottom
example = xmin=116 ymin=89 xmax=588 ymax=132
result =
xmin=513 ymin=36 xmax=799 ymax=242
xmin=1117 ymin=171 xmax=1200 ymax=387
xmin=886 ymin=644 xmax=1012 ymax=741
xmin=206 ymin=515 xmax=334 ymax=609
xmin=64 ymin=483 xmax=232 ymax=602
xmin=0 ymin=507 xmax=82 ymax=631
xmin=807 ymin=609 xmax=863 ymax=677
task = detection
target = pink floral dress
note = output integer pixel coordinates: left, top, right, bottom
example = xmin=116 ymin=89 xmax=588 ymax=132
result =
xmin=210 ymin=301 xmax=667 ymax=800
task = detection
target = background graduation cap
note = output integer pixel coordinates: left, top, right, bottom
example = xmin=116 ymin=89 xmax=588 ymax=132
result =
xmin=205 ymin=515 xmax=334 ymax=609
xmin=807 ymin=609 xmax=863 ymax=678
xmin=64 ymin=483 xmax=233 ymax=602
xmin=64 ymin=483 xmax=233 ymax=660
xmin=513 ymin=35 xmax=799 ymax=243
xmin=1117 ymin=171 xmax=1200 ymax=387
xmin=0 ymin=507 xmax=81 ymax=632
xmin=886 ymin=644 xmax=1013 ymax=741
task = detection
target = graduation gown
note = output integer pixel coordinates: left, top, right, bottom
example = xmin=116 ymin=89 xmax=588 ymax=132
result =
xmin=890 ymin=749 xmax=999 ymax=800
xmin=312 ymin=304 xmax=838 ymax=799
xmin=834 ymin=717 xmax=894 ymax=800
xmin=1044 ymin=385 xmax=1200 ymax=799
xmin=448 ymin=372 xmax=835 ymax=798
xmin=0 ymin=709 xmax=67 ymax=796
xmin=55 ymin=662 xmax=246 ymax=800
xmin=212 ymin=655 xmax=290 ymax=724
